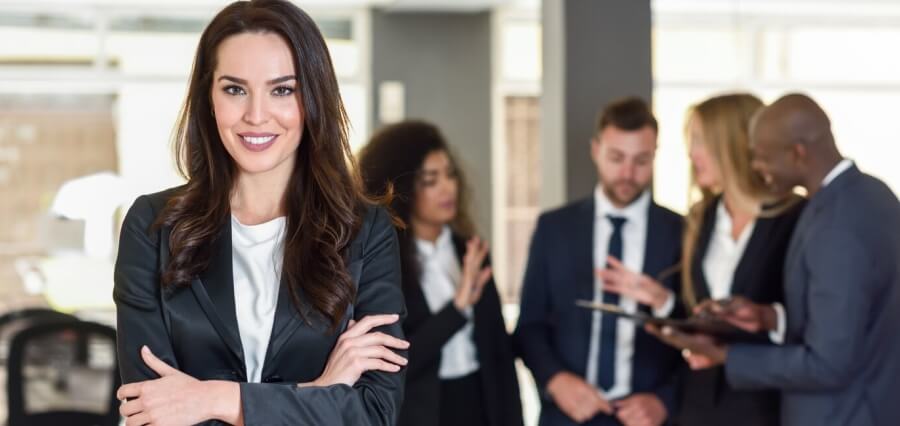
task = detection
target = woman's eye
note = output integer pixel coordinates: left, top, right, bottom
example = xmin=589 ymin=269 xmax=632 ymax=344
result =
xmin=273 ymin=86 xmax=295 ymax=97
xmin=224 ymin=85 xmax=246 ymax=96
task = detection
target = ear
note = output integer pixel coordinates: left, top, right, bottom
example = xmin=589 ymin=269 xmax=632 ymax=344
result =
xmin=590 ymin=137 xmax=601 ymax=162
xmin=792 ymin=143 xmax=807 ymax=165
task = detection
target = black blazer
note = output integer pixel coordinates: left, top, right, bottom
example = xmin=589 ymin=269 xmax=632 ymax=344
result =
xmin=113 ymin=188 xmax=406 ymax=425
xmin=677 ymin=196 xmax=805 ymax=426
xmin=399 ymin=234 xmax=523 ymax=426
xmin=514 ymin=197 xmax=684 ymax=426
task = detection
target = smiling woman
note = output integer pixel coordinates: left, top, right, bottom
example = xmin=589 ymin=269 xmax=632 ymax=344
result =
xmin=112 ymin=1 xmax=407 ymax=425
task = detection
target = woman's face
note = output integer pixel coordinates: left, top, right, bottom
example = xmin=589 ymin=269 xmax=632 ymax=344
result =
xmin=412 ymin=150 xmax=459 ymax=228
xmin=211 ymin=32 xmax=304 ymax=179
xmin=688 ymin=115 xmax=722 ymax=190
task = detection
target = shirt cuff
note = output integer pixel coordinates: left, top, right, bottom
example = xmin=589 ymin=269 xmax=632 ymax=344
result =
xmin=652 ymin=290 xmax=676 ymax=318
xmin=768 ymin=302 xmax=786 ymax=344
xmin=458 ymin=304 xmax=474 ymax=320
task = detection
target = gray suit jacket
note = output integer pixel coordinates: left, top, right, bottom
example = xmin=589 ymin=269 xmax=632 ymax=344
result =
xmin=725 ymin=165 xmax=900 ymax=426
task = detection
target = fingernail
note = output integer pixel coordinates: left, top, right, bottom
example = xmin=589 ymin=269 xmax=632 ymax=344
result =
xmin=141 ymin=345 xmax=149 ymax=353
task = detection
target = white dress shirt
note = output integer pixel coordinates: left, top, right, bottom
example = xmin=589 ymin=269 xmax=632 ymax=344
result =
xmin=231 ymin=215 xmax=285 ymax=383
xmin=702 ymin=200 xmax=756 ymax=300
xmin=771 ymin=158 xmax=854 ymax=344
xmin=585 ymin=188 xmax=651 ymax=399
xmin=416 ymin=226 xmax=480 ymax=379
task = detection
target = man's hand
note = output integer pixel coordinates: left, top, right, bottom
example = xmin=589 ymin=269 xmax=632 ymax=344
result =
xmin=645 ymin=324 xmax=728 ymax=369
xmin=546 ymin=372 xmax=613 ymax=423
xmin=597 ymin=256 xmax=672 ymax=311
xmin=614 ymin=393 xmax=667 ymax=426
xmin=695 ymin=296 xmax=777 ymax=333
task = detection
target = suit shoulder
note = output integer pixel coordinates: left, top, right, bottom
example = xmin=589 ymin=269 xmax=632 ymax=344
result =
xmin=652 ymin=203 xmax=684 ymax=229
xmin=127 ymin=185 xmax=184 ymax=220
xmin=361 ymin=202 xmax=393 ymax=232
xmin=354 ymin=203 xmax=397 ymax=253
xmin=536 ymin=198 xmax=592 ymax=228
xmin=857 ymin=173 xmax=899 ymax=205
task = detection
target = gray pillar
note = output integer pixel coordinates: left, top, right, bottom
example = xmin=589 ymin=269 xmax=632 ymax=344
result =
xmin=370 ymin=9 xmax=493 ymax=238
xmin=541 ymin=0 xmax=653 ymax=206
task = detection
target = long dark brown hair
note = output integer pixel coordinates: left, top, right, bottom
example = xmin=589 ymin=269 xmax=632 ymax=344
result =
xmin=357 ymin=120 xmax=475 ymax=293
xmin=156 ymin=0 xmax=368 ymax=330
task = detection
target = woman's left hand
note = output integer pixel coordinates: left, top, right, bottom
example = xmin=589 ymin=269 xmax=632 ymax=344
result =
xmin=117 ymin=346 xmax=231 ymax=426
xmin=596 ymin=256 xmax=672 ymax=311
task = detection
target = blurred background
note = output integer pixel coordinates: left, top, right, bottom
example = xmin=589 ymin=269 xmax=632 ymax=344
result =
xmin=1 ymin=0 xmax=899 ymax=424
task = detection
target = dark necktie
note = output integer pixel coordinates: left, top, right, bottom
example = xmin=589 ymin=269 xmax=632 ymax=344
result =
xmin=598 ymin=214 xmax=627 ymax=391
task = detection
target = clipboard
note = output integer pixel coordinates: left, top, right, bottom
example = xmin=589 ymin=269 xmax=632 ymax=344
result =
xmin=575 ymin=299 xmax=768 ymax=343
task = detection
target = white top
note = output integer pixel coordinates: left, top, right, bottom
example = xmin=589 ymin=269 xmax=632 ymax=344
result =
xmin=231 ymin=215 xmax=285 ymax=383
xmin=586 ymin=188 xmax=656 ymax=399
xmin=702 ymin=200 xmax=757 ymax=300
xmin=415 ymin=226 xmax=480 ymax=379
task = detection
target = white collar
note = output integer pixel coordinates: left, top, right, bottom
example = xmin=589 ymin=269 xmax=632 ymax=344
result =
xmin=594 ymin=185 xmax=650 ymax=222
xmin=822 ymin=159 xmax=854 ymax=187
xmin=415 ymin=225 xmax=454 ymax=258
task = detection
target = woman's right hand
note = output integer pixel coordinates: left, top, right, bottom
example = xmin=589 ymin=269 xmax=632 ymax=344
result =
xmin=597 ymin=256 xmax=672 ymax=311
xmin=453 ymin=237 xmax=492 ymax=311
xmin=304 ymin=314 xmax=409 ymax=388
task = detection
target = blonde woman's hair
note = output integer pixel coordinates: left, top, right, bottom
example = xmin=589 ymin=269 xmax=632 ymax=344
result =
xmin=681 ymin=93 xmax=799 ymax=308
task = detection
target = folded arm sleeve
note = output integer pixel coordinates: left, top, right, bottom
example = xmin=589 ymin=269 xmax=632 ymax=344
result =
xmin=113 ymin=195 xmax=180 ymax=383
xmin=239 ymin=206 xmax=407 ymax=426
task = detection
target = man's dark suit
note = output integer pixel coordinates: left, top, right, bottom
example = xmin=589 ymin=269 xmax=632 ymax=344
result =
xmin=725 ymin=166 xmax=900 ymax=426
xmin=114 ymin=188 xmax=406 ymax=425
xmin=514 ymin=197 xmax=683 ymax=426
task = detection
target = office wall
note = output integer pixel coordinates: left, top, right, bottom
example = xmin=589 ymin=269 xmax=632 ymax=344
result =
xmin=371 ymin=9 xmax=493 ymax=237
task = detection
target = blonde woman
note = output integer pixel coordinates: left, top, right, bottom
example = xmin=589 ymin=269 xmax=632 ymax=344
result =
xmin=599 ymin=93 xmax=804 ymax=426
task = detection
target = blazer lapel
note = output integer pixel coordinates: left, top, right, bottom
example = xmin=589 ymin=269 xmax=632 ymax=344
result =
xmin=785 ymin=166 xmax=859 ymax=277
xmin=731 ymin=217 xmax=770 ymax=297
xmin=262 ymin=238 xmax=363 ymax=371
xmin=262 ymin=275 xmax=305 ymax=370
xmin=192 ymin=221 xmax=245 ymax=366
xmin=692 ymin=201 xmax=717 ymax=302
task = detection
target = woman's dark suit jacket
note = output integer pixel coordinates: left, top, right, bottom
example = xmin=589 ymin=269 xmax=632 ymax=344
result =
xmin=677 ymin=197 xmax=805 ymax=426
xmin=398 ymin=234 xmax=524 ymax=426
xmin=113 ymin=188 xmax=407 ymax=425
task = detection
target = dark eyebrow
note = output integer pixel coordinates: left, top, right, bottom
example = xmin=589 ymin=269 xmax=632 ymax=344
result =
xmin=217 ymin=75 xmax=297 ymax=85
xmin=267 ymin=75 xmax=297 ymax=84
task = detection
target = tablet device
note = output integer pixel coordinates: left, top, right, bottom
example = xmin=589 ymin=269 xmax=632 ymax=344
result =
xmin=575 ymin=300 xmax=767 ymax=343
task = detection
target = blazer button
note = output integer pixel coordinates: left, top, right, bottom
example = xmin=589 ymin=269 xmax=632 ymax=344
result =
xmin=263 ymin=375 xmax=282 ymax=383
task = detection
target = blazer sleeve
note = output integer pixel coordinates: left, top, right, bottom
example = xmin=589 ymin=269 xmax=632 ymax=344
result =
xmin=513 ymin=215 xmax=566 ymax=391
xmin=725 ymin=227 xmax=873 ymax=391
xmin=239 ymin=206 xmax=407 ymax=426
xmin=405 ymin=301 xmax=469 ymax=379
xmin=114 ymin=195 xmax=181 ymax=384
xmin=404 ymin=249 xmax=497 ymax=380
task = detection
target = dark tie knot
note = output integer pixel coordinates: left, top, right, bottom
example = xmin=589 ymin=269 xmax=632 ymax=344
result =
xmin=606 ymin=214 xmax=627 ymax=231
